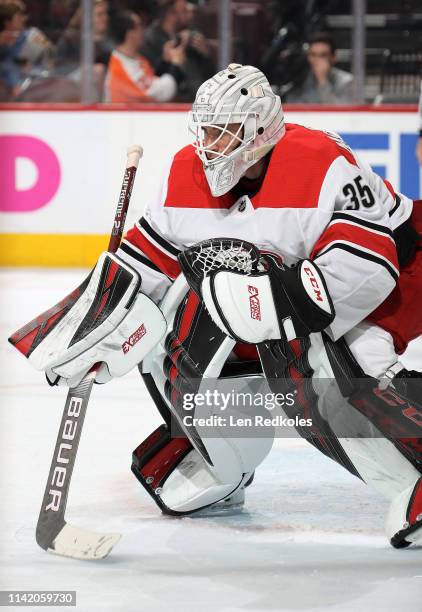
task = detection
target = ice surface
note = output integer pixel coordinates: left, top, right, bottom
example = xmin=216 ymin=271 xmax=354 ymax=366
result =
xmin=0 ymin=269 xmax=421 ymax=612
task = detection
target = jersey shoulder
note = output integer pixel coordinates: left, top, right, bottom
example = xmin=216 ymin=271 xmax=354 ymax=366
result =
xmin=255 ymin=124 xmax=358 ymax=209
xmin=172 ymin=143 xmax=198 ymax=162
xmin=281 ymin=123 xmax=357 ymax=167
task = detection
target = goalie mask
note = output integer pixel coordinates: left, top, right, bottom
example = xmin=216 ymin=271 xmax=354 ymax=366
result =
xmin=189 ymin=64 xmax=285 ymax=197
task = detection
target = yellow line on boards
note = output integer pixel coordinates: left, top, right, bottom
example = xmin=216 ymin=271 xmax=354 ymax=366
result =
xmin=0 ymin=234 xmax=110 ymax=267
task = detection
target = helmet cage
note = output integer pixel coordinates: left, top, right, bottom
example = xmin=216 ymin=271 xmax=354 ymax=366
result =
xmin=188 ymin=109 xmax=258 ymax=167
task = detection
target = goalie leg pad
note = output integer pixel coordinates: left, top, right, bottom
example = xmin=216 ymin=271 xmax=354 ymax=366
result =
xmin=138 ymin=276 xmax=273 ymax=514
xmin=386 ymin=476 xmax=422 ymax=548
xmin=259 ymin=331 xmax=422 ymax=548
xmin=131 ymin=426 xmax=250 ymax=515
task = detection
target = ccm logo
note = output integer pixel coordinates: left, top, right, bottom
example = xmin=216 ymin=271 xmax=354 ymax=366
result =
xmin=122 ymin=323 xmax=146 ymax=354
xmin=303 ymin=266 xmax=323 ymax=303
xmin=374 ymin=388 xmax=422 ymax=427
xmin=247 ymin=285 xmax=261 ymax=321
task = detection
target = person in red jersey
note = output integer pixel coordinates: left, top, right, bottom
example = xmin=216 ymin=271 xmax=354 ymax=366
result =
xmin=121 ymin=64 xmax=421 ymax=378
xmin=34 ymin=64 xmax=422 ymax=548
xmin=119 ymin=64 xmax=422 ymax=548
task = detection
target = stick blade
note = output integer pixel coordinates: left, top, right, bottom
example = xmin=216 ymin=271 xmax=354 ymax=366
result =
xmin=47 ymin=523 xmax=121 ymax=560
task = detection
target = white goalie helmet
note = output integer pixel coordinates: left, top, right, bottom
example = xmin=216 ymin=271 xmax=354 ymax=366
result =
xmin=189 ymin=63 xmax=285 ymax=196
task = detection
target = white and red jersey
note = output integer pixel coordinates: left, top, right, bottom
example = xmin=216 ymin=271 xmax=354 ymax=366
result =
xmin=118 ymin=123 xmax=413 ymax=340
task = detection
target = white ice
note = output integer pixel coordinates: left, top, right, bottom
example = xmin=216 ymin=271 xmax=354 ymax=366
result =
xmin=0 ymin=269 xmax=421 ymax=612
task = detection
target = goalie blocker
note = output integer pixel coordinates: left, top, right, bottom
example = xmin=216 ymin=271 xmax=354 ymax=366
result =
xmin=9 ymin=252 xmax=167 ymax=386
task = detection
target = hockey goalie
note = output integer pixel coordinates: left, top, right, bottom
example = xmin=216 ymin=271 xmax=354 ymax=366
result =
xmin=10 ymin=64 xmax=422 ymax=549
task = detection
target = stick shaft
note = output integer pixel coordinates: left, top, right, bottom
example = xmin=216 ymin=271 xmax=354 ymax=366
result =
xmin=108 ymin=145 xmax=143 ymax=253
xmin=36 ymin=371 xmax=96 ymax=550
xmin=36 ymin=145 xmax=143 ymax=556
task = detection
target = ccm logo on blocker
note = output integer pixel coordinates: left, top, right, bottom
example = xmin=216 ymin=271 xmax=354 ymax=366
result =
xmin=301 ymin=264 xmax=331 ymax=311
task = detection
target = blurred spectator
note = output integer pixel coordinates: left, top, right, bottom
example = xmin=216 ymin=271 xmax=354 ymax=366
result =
xmin=18 ymin=23 xmax=54 ymax=70
xmin=0 ymin=0 xmax=28 ymax=98
xmin=141 ymin=0 xmax=214 ymax=101
xmin=417 ymin=80 xmax=422 ymax=164
xmin=0 ymin=0 xmax=54 ymax=99
xmin=49 ymin=0 xmax=79 ymax=41
xmin=177 ymin=1 xmax=214 ymax=101
xmin=0 ymin=0 xmax=86 ymax=103
xmin=55 ymin=0 xmax=113 ymax=99
xmin=286 ymin=32 xmax=353 ymax=104
xmin=122 ymin=0 xmax=157 ymax=27
xmin=104 ymin=10 xmax=184 ymax=103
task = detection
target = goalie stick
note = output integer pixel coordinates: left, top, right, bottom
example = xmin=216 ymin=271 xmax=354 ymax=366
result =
xmin=35 ymin=145 xmax=143 ymax=560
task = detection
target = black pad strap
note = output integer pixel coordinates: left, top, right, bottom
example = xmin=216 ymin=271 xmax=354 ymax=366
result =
xmin=257 ymin=338 xmax=361 ymax=478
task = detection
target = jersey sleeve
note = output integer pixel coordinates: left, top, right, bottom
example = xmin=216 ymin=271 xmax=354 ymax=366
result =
xmin=355 ymin=152 xmax=413 ymax=229
xmin=117 ymin=154 xmax=182 ymax=304
xmin=147 ymin=74 xmax=177 ymax=102
xmin=311 ymin=153 xmax=399 ymax=340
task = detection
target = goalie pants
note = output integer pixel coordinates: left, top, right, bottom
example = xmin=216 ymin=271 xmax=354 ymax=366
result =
xmin=368 ymin=199 xmax=422 ymax=355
